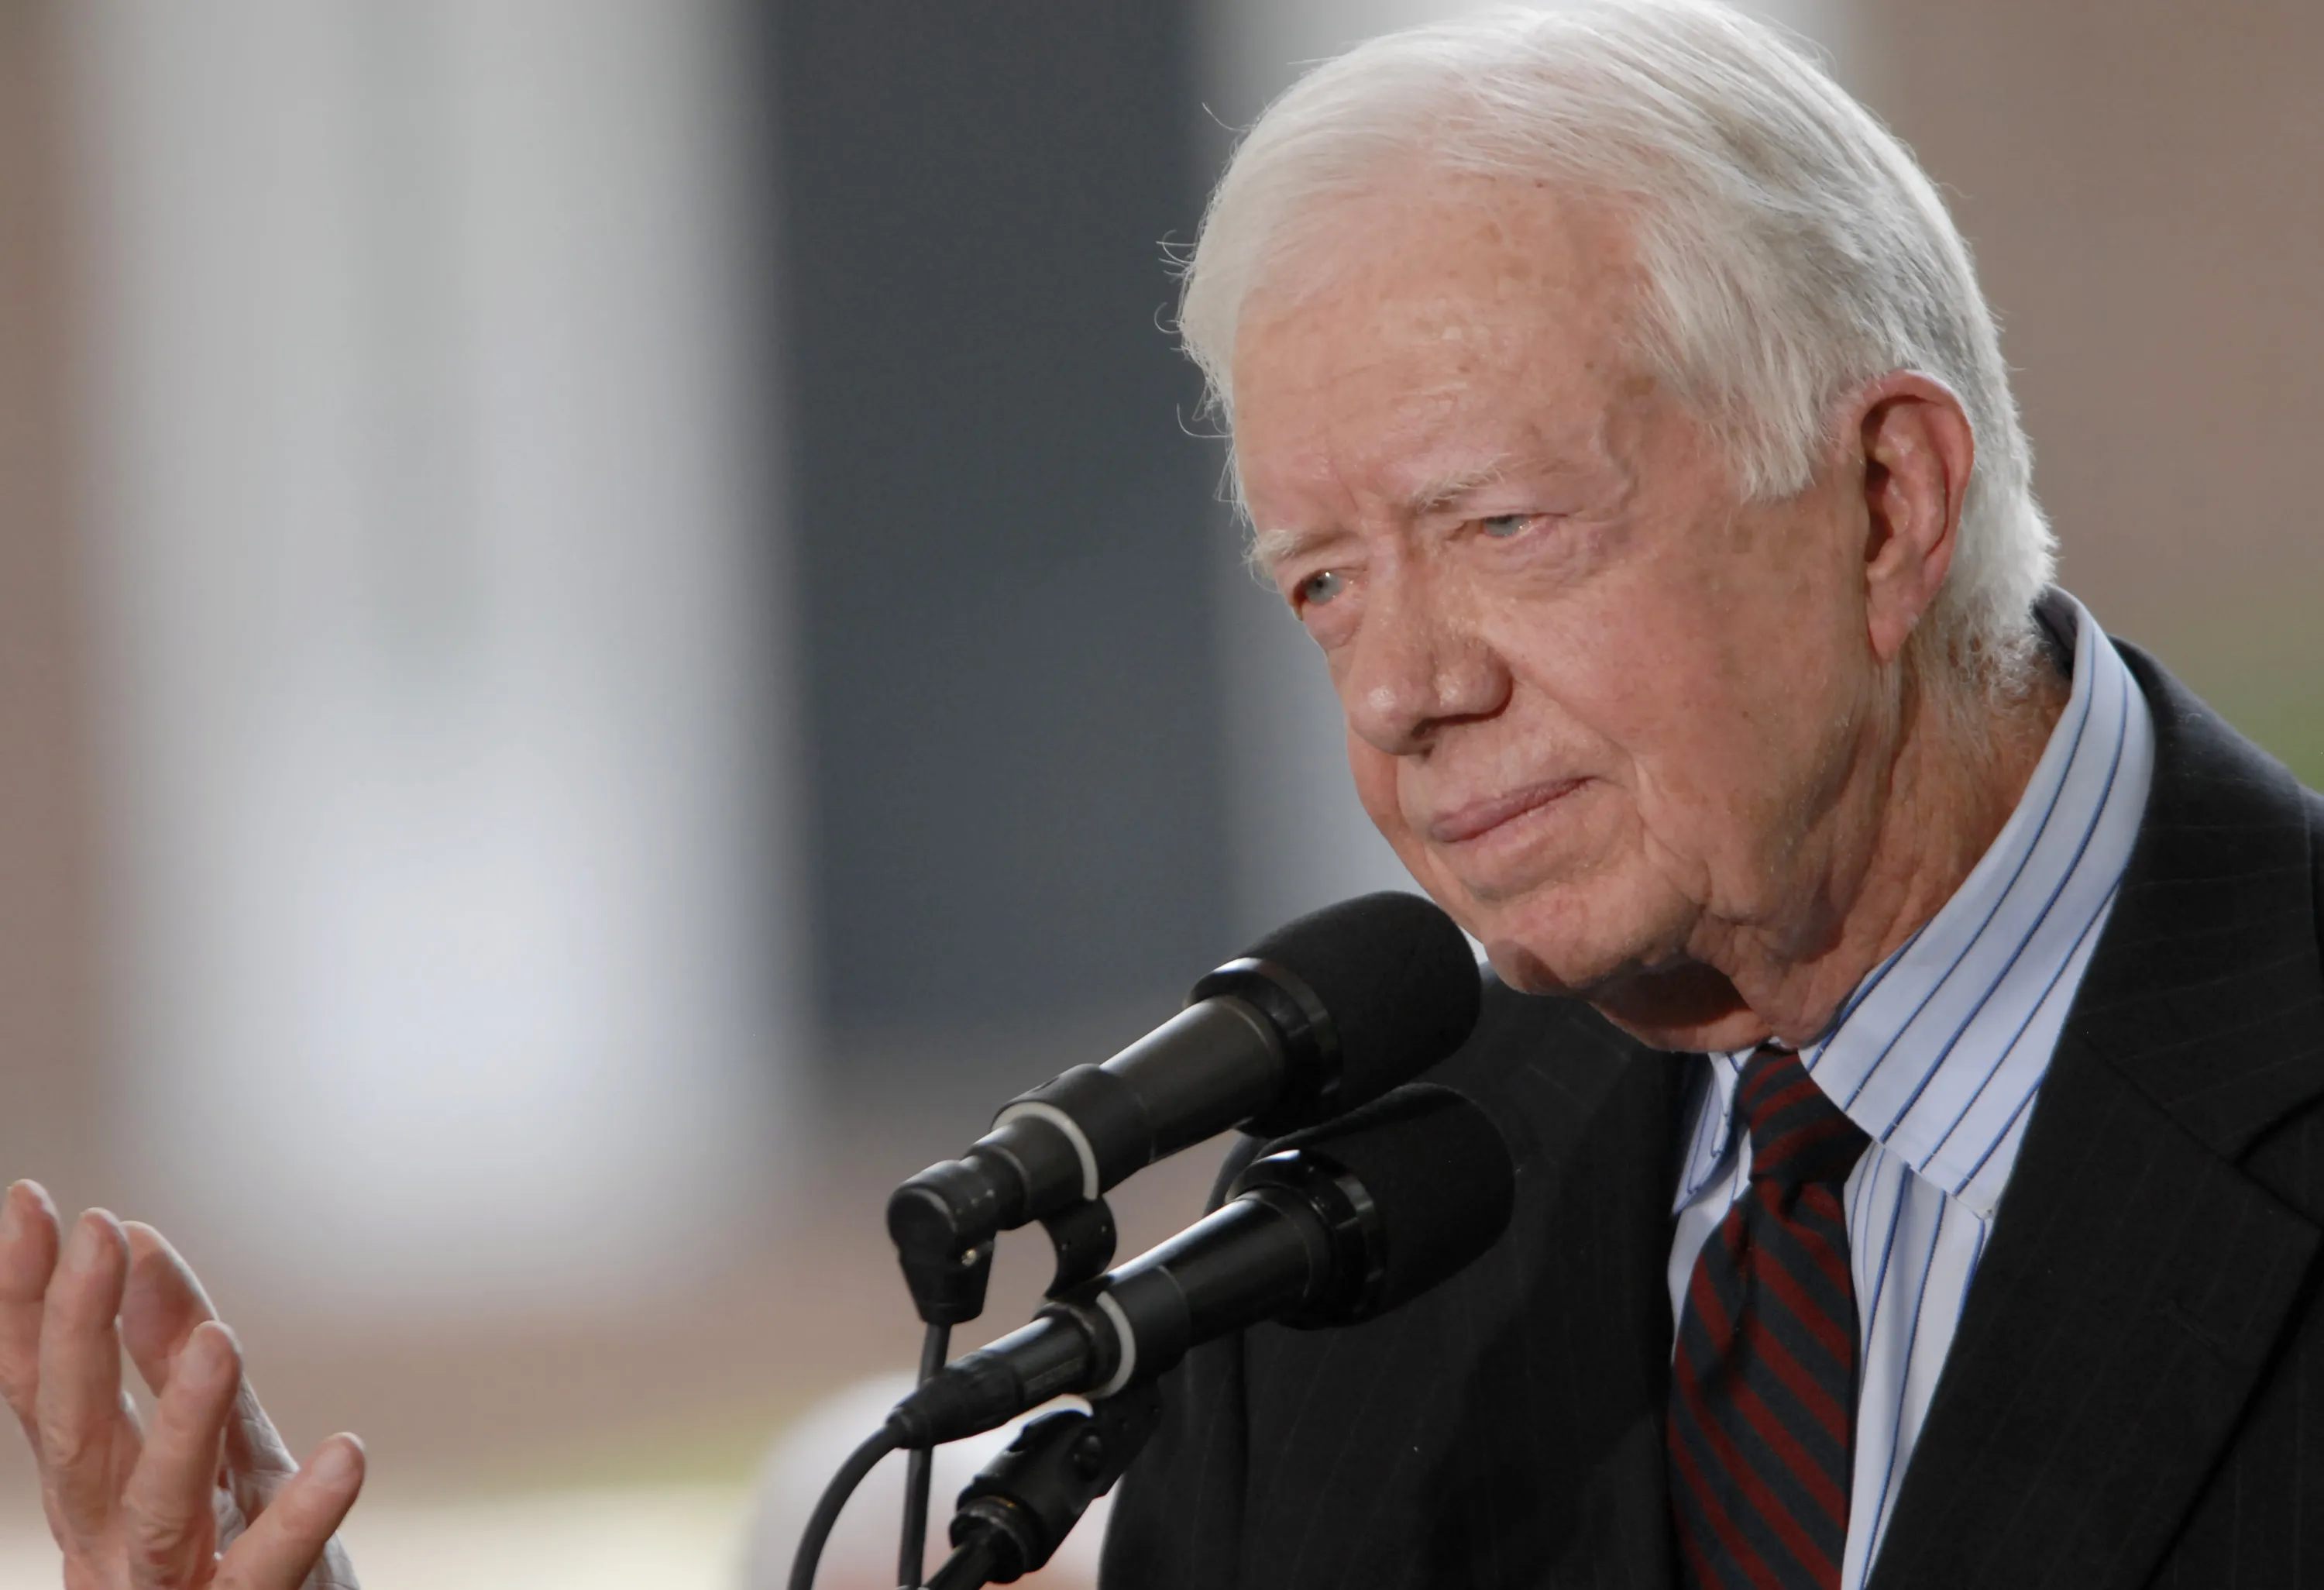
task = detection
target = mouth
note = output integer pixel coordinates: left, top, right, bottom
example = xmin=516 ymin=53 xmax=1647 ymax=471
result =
xmin=1424 ymin=779 xmax=1585 ymax=845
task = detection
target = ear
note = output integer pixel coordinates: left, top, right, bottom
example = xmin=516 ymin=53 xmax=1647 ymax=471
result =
xmin=1850 ymin=372 xmax=1975 ymax=664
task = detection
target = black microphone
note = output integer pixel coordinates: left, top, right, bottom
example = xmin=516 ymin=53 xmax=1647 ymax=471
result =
xmin=886 ymin=893 xmax=1483 ymax=1313
xmin=886 ymin=1081 xmax=1516 ymax=1447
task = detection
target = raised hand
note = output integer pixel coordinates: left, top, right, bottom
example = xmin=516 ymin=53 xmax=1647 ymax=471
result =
xmin=0 ymin=1181 xmax=363 ymax=1589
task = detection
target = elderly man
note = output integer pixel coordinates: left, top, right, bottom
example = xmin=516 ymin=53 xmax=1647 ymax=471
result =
xmin=1099 ymin=3 xmax=2324 ymax=1589
xmin=2 ymin=2 xmax=2318 ymax=1588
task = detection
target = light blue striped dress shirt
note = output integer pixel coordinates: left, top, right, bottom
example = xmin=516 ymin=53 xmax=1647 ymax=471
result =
xmin=1666 ymin=592 xmax=2156 ymax=1590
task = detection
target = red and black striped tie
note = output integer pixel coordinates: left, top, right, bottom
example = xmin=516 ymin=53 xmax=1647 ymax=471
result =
xmin=1668 ymin=1045 xmax=1871 ymax=1590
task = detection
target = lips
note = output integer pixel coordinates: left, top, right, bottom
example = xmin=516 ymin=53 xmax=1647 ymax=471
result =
xmin=1424 ymin=779 xmax=1585 ymax=845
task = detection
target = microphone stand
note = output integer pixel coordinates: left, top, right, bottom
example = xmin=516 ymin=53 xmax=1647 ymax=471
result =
xmin=898 ymin=1321 xmax=951 ymax=1589
xmin=892 ymin=1187 xmax=1119 ymax=1588
xmin=892 ymin=1222 xmax=991 ymax=1590
xmin=923 ymin=1385 xmax=1162 ymax=1590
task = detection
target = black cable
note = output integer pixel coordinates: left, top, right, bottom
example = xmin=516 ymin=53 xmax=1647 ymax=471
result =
xmin=786 ymin=1423 xmax=904 ymax=1590
xmin=898 ymin=1320 xmax=951 ymax=1588
xmin=924 ymin=1530 xmax=1008 ymax=1590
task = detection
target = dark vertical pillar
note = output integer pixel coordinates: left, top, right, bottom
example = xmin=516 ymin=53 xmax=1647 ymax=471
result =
xmin=768 ymin=4 xmax=1228 ymax=1060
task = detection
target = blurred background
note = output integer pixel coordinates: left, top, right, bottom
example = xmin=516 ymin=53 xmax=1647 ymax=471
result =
xmin=0 ymin=0 xmax=2317 ymax=1584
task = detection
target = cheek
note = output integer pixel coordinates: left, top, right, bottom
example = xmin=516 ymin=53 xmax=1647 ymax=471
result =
xmin=1492 ymin=604 xmax=1753 ymax=865
xmin=1346 ymin=730 xmax=1406 ymax=836
xmin=1611 ymin=639 xmax=1862 ymax=901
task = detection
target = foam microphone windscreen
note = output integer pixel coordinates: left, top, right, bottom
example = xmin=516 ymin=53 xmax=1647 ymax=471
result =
xmin=1253 ymin=1081 xmax=1516 ymax=1322
xmin=1239 ymin=891 xmax=1483 ymax=1132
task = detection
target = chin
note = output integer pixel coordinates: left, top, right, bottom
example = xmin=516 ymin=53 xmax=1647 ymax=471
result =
xmin=1475 ymin=924 xmax=1627 ymax=1001
xmin=1479 ymin=941 xmax=1566 ymax=996
xmin=1595 ymin=999 xmax=1774 ymax=1055
xmin=1519 ymin=948 xmax=1769 ymax=1055
xmin=1468 ymin=883 xmax=1755 ymax=1051
xmin=1463 ymin=879 xmax=1652 ymax=995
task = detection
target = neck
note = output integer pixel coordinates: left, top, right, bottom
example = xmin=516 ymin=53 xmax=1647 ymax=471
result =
xmin=1602 ymin=655 xmax=2071 ymax=1053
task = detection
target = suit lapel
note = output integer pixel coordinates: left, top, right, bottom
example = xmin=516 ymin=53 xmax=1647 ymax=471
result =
xmin=1868 ymin=644 xmax=2324 ymax=1590
xmin=1440 ymin=991 xmax=1684 ymax=1589
xmin=1542 ymin=1031 xmax=1686 ymax=1590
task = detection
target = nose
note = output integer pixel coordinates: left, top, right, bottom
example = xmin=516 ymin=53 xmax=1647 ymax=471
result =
xmin=1336 ymin=559 xmax=1510 ymax=755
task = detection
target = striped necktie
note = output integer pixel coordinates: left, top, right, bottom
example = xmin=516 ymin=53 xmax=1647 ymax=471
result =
xmin=1667 ymin=1045 xmax=1872 ymax=1590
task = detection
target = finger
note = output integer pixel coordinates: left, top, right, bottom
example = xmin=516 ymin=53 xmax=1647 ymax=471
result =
xmin=119 ymin=1222 xmax=220 ymax=1397
xmin=215 ymin=1433 xmax=364 ymax=1590
xmin=0 ymin=1182 xmax=61 ymax=1430
xmin=122 ymin=1223 xmax=297 ymax=1510
xmin=34 ymin=1210 xmax=138 ymax=1542
xmin=119 ymin=1320 xmax=237 ymax=1587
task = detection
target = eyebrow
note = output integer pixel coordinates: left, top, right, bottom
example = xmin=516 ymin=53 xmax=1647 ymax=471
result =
xmin=1250 ymin=522 xmax=1335 ymax=572
xmin=1249 ymin=456 xmax=1515 ymax=573
xmin=1404 ymin=458 xmax=1511 ymax=515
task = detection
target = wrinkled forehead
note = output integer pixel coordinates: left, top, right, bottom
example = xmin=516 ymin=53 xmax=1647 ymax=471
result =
xmin=1236 ymin=171 xmax=1642 ymax=357
xmin=1227 ymin=176 xmax=1653 ymax=511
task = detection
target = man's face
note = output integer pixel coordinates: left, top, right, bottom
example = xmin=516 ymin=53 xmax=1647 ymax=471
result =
xmin=1232 ymin=179 xmax=1884 ymax=1045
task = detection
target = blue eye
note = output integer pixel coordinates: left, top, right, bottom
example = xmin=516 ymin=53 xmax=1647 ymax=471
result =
xmin=1299 ymin=570 xmax=1346 ymax=606
xmin=1482 ymin=514 xmax=1532 ymax=539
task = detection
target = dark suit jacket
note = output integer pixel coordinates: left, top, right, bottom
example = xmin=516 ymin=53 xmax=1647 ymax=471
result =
xmin=1100 ymin=645 xmax=2324 ymax=1590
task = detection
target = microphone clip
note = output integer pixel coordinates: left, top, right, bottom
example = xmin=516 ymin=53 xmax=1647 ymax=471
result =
xmin=889 ymin=1192 xmax=1116 ymax=1328
xmin=1037 ymin=1197 xmax=1117 ymax=1298
xmin=924 ymin=1384 xmax=1164 ymax=1590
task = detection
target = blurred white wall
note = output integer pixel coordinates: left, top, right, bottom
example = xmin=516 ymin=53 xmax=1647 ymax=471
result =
xmin=1195 ymin=0 xmax=1859 ymax=941
xmin=64 ymin=0 xmax=795 ymax=1319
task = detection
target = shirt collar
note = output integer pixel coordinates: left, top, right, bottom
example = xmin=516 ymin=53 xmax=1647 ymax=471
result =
xmin=1684 ymin=592 xmax=2155 ymax=1217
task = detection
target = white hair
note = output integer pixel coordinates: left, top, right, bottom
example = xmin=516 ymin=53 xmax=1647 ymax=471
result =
xmin=1181 ymin=0 xmax=2054 ymax=686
